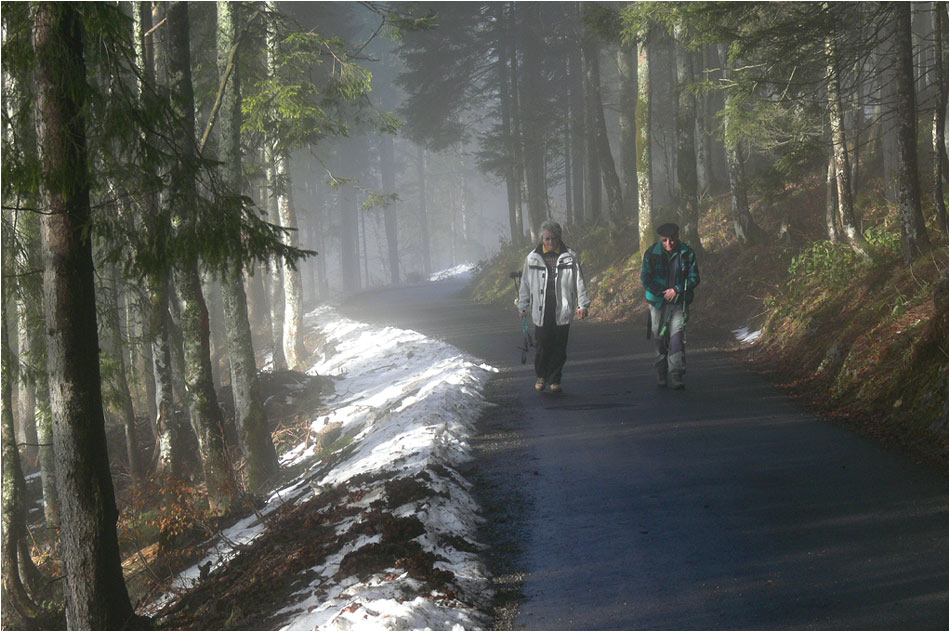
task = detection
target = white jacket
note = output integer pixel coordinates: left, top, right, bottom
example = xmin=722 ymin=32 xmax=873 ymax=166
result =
xmin=518 ymin=246 xmax=591 ymax=327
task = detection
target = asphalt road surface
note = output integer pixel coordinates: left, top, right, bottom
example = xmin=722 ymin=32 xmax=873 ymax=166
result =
xmin=341 ymin=277 xmax=948 ymax=630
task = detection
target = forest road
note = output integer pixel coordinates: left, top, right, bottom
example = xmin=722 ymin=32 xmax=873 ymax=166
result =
xmin=340 ymin=277 xmax=948 ymax=630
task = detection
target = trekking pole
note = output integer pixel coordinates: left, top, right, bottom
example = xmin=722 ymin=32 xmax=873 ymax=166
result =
xmin=520 ymin=314 xmax=533 ymax=364
xmin=511 ymin=271 xmax=533 ymax=363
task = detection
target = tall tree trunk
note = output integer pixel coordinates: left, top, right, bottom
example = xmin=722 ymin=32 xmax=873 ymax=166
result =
xmin=264 ymin=154 xmax=287 ymax=368
xmin=147 ymin=276 xmax=182 ymax=477
xmin=695 ymin=47 xmax=710 ymax=196
xmin=582 ymin=26 xmax=624 ymax=229
xmin=931 ymin=0 xmax=948 ymax=234
xmin=380 ymin=133 xmax=400 ymax=283
xmin=416 ymin=145 xmax=432 ymax=276
xmin=826 ymin=35 xmax=872 ymax=260
xmin=569 ymin=40 xmax=586 ymax=226
xmin=275 ymin=155 xmax=305 ymax=368
xmin=497 ymin=2 xmax=522 ymax=242
xmin=618 ymin=40 xmax=639 ymax=237
xmin=30 ymin=3 xmax=136 ymax=626
xmin=101 ymin=266 xmax=144 ymax=483
xmin=891 ymin=3 xmax=931 ymax=263
xmin=638 ymin=36 xmax=654 ymax=254
xmin=2 ymin=303 xmax=47 ymax=623
xmin=719 ymin=44 xmax=766 ymax=246
xmin=519 ymin=2 xmax=548 ymax=238
xmin=14 ymin=300 xmax=37 ymax=466
xmin=217 ymin=0 xmax=279 ymax=493
xmin=675 ymin=24 xmax=702 ymax=254
xmin=135 ymin=0 xmax=183 ymax=478
xmin=648 ymin=24 xmax=678 ymax=217
xmin=826 ymin=151 xmax=841 ymax=241
xmin=164 ymin=1 xmax=235 ymax=515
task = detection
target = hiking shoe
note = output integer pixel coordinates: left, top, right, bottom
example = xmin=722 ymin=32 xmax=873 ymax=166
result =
xmin=535 ymin=378 xmax=545 ymax=391
xmin=550 ymin=383 xmax=562 ymax=393
xmin=670 ymin=373 xmax=685 ymax=390
xmin=657 ymin=371 xmax=668 ymax=387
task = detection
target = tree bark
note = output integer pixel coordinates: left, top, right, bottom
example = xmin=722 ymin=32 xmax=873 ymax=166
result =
xmin=30 ymin=3 xmax=137 ymax=626
xmin=618 ymin=40 xmax=639 ymax=236
xmin=582 ymin=26 xmax=624 ymax=228
xmin=825 ymin=35 xmax=871 ymax=260
xmin=637 ymin=36 xmax=654 ymax=254
xmin=101 ymin=266 xmax=144 ymax=483
xmin=675 ymin=24 xmax=702 ymax=254
xmin=134 ymin=0 xmax=183 ymax=478
xmin=519 ymin=2 xmax=548 ymax=238
xmin=217 ymin=0 xmax=279 ymax=494
xmin=719 ymin=44 xmax=766 ymax=246
xmin=2 ymin=304 xmax=46 ymax=623
xmin=497 ymin=2 xmax=523 ymax=242
xmin=380 ymin=133 xmax=401 ymax=283
xmin=826 ymin=151 xmax=841 ymax=241
xmin=416 ymin=145 xmax=432 ymax=275
xmin=891 ymin=2 xmax=931 ymax=263
xmin=264 ymin=151 xmax=287 ymax=367
xmin=931 ymin=0 xmax=948 ymax=234
xmin=164 ymin=1 xmax=235 ymax=514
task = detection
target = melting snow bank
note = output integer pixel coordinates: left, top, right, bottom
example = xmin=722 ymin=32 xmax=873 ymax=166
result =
xmin=429 ymin=263 xmax=476 ymax=282
xmin=144 ymin=305 xmax=499 ymax=631
xmin=732 ymin=326 xmax=762 ymax=345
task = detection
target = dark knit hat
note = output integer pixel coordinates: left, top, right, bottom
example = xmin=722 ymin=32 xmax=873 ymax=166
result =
xmin=656 ymin=223 xmax=680 ymax=238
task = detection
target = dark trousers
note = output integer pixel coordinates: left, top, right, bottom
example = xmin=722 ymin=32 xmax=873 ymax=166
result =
xmin=535 ymin=305 xmax=571 ymax=383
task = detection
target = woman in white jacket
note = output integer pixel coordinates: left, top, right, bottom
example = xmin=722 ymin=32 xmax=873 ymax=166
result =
xmin=518 ymin=221 xmax=591 ymax=392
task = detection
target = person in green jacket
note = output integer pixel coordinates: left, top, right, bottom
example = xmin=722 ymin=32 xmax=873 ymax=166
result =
xmin=640 ymin=223 xmax=700 ymax=389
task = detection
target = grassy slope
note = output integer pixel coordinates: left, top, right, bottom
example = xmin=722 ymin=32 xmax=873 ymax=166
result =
xmin=469 ymin=183 xmax=948 ymax=470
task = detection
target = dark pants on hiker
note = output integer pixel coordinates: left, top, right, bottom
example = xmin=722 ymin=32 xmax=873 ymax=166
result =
xmin=535 ymin=300 xmax=570 ymax=384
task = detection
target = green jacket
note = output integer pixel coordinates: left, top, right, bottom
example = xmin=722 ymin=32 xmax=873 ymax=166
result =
xmin=640 ymin=241 xmax=700 ymax=308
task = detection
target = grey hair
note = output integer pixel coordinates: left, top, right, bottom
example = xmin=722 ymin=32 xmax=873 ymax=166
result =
xmin=539 ymin=220 xmax=562 ymax=240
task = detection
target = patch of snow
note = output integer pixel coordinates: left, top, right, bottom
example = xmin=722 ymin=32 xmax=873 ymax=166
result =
xmin=428 ymin=263 xmax=476 ymax=282
xmin=733 ymin=326 xmax=762 ymax=345
xmin=144 ymin=304 xmax=497 ymax=630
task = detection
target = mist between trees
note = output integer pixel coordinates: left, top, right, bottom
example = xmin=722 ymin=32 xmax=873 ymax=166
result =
xmin=1 ymin=1 xmax=947 ymax=629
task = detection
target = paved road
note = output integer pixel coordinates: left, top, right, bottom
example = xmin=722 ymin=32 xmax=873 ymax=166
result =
xmin=341 ymin=278 xmax=948 ymax=630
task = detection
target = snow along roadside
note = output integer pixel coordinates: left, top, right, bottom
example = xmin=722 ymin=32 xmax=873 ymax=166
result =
xmin=145 ymin=303 xmax=499 ymax=631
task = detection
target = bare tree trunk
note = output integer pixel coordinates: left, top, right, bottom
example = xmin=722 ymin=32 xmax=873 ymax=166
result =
xmin=31 ymin=3 xmax=137 ymax=626
xmin=148 ymin=276 xmax=182 ymax=477
xmin=2 ymin=308 xmax=47 ymax=623
xmin=101 ymin=265 xmax=144 ymax=483
xmin=164 ymin=1 xmax=235 ymax=514
xmin=826 ymin=151 xmax=841 ymax=241
xmin=14 ymin=300 xmax=37 ymax=466
xmin=582 ymin=26 xmax=624 ymax=228
xmin=380 ymin=133 xmax=400 ymax=283
xmin=618 ymin=40 xmax=639 ymax=237
xmin=569 ymin=40 xmax=586 ymax=226
xmin=519 ymin=2 xmax=548 ymax=237
xmin=675 ymin=24 xmax=702 ymax=254
xmin=932 ymin=0 xmax=948 ymax=234
xmin=719 ymin=44 xmax=766 ymax=246
xmin=638 ymin=36 xmax=654 ymax=254
xmin=135 ymin=0 xmax=183 ymax=478
xmin=217 ymin=0 xmax=279 ymax=494
xmin=497 ymin=2 xmax=523 ymax=242
xmin=416 ymin=145 xmax=432 ymax=276
xmin=264 ymin=151 xmax=287 ymax=368
xmin=891 ymin=2 xmax=930 ymax=263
